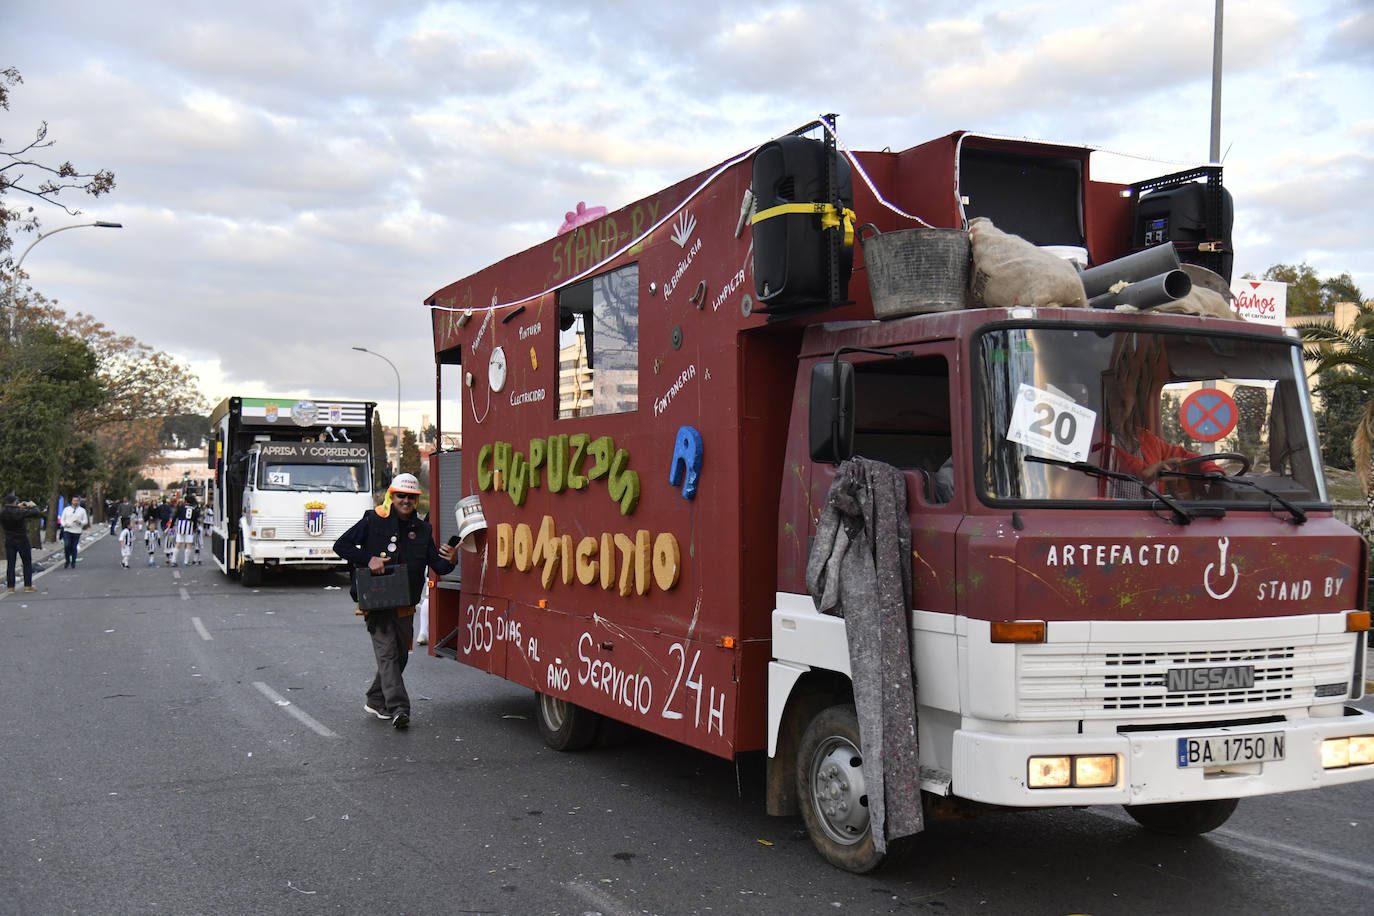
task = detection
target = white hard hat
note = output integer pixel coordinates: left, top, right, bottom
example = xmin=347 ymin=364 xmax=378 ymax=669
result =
xmin=388 ymin=473 xmax=422 ymax=495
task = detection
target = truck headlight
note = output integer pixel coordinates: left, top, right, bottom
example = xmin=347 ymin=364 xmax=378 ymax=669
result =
xmin=1027 ymin=755 xmax=1118 ymax=788
xmin=1074 ymin=755 xmax=1118 ymax=787
xmin=1028 ymin=756 xmax=1070 ymax=788
xmin=1322 ymin=735 xmax=1374 ymax=768
xmin=261 ymin=528 xmax=276 ymax=539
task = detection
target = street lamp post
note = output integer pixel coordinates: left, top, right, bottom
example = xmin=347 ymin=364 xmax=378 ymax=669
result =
xmin=352 ymin=346 xmax=401 ymax=471
xmin=5 ymin=220 xmax=123 ymax=336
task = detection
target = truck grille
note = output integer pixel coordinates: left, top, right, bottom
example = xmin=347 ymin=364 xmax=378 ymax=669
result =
xmin=254 ymin=516 xmax=353 ymax=541
xmin=1018 ymin=637 xmax=1355 ymax=720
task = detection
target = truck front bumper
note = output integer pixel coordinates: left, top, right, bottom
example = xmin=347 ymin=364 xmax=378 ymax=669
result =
xmin=950 ymin=707 xmax=1374 ymax=807
xmin=245 ymin=541 xmax=344 ymax=567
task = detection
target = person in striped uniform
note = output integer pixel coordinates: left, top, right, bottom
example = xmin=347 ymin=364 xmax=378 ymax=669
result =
xmin=144 ymin=500 xmax=161 ymax=567
xmin=172 ymin=496 xmax=201 ymax=567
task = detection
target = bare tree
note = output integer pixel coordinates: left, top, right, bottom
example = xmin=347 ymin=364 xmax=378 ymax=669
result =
xmin=0 ymin=67 xmax=116 ymax=259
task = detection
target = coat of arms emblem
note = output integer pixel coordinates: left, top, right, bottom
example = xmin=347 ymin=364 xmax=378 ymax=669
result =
xmin=304 ymin=501 xmax=327 ymax=537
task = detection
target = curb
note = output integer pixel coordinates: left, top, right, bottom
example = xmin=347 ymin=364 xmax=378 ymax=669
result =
xmin=2 ymin=530 xmax=106 ymax=597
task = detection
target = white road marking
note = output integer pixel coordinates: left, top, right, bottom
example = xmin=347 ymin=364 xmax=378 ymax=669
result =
xmin=179 ymin=586 xmax=189 ymax=600
xmin=191 ymin=617 xmax=212 ymax=641
xmin=566 ymin=879 xmax=637 ymax=916
xmin=253 ymin=681 xmax=338 ymax=738
xmin=1086 ymin=806 xmax=1374 ymax=887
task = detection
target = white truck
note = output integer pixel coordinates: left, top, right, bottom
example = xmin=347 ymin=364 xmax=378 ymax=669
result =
xmin=207 ymin=396 xmax=377 ymax=586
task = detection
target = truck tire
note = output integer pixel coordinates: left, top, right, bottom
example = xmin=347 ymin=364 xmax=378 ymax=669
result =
xmin=1123 ymin=797 xmax=1238 ymax=835
xmin=796 ymin=704 xmax=885 ymax=874
xmin=241 ymin=561 xmax=262 ymax=587
xmin=535 ymin=691 xmax=600 ymax=751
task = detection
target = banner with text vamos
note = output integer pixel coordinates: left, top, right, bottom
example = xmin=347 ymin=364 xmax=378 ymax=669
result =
xmin=1230 ymin=279 xmax=1287 ymax=325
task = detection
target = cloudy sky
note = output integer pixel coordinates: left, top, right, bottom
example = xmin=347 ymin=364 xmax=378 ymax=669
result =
xmin=5 ymin=0 xmax=1371 ymax=433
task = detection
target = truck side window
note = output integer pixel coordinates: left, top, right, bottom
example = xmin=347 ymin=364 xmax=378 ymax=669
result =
xmin=851 ymin=354 xmax=952 ymax=498
xmin=557 ymin=264 xmax=639 ymax=418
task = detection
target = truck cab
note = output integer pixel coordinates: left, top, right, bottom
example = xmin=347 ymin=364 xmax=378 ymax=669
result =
xmin=208 ymin=397 xmax=377 ymax=586
xmin=768 ymin=306 xmax=1371 ymax=871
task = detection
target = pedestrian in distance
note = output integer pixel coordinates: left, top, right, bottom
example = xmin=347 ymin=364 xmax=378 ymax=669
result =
xmin=198 ymin=503 xmax=214 ymax=566
xmin=192 ymin=516 xmax=204 ymax=565
xmin=59 ymin=496 xmax=90 ymax=569
xmin=144 ymin=501 xmax=161 ymax=567
xmin=2 ymin=493 xmax=44 ymax=593
xmin=160 ymin=498 xmax=176 ymax=566
xmin=415 ymin=509 xmax=438 ymax=647
xmin=118 ymin=517 xmax=133 ymax=569
xmin=332 ymin=473 xmax=457 ymax=730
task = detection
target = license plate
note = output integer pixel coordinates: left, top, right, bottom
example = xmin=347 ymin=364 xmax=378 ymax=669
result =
xmin=1177 ymin=732 xmax=1285 ymax=768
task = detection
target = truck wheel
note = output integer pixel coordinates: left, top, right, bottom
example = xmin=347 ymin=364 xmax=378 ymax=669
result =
xmin=241 ymin=561 xmax=262 ymax=587
xmin=796 ymin=704 xmax=884 ymax=874
xmin=535 ymin=691 xmax=600 ymax=751
xmin=1124 ymin=798 xmax=1238 ymax=835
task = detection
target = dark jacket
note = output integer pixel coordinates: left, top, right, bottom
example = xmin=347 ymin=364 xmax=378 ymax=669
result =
xmin=1 ymin=503 xmax=43 ymax=544
xmin=333 ymin=509 xmax=455 ymax=608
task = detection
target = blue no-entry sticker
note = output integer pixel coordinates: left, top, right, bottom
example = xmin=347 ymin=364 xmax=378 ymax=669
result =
xmin=1180 ymin=389 xmax=1238 ymax=442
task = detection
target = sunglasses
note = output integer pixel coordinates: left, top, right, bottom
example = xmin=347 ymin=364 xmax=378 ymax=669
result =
xmin=392 ymin=492 xmax=419 ymax=500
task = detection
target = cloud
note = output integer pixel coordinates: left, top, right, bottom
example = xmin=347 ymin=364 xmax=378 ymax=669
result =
xmin=5 ymin=0 xmax=1371 ymax=432
xmin=1322 ymin=6 xmax=1374 ymax=68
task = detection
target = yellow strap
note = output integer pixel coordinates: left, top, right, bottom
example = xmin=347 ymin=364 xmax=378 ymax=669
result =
xmin=752 ymin=202 xmax=856 ymax=247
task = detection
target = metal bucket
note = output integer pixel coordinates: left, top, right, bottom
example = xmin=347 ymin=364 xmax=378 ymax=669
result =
xmin=454 ymin=494 xmax=487 ymax=552
xmin=860 ymin=224 xmax=971 ymax=319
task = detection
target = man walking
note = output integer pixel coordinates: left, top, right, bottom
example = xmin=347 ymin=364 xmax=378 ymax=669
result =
xmin=59 ymin=497 xmax=90 ymax=569
xmin=332 ymin=474 xmax=456 ymax=729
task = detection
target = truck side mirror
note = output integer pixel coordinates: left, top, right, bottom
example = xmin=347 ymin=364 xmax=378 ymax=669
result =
xmin=809 ymin=361 xmax=855 ymax=465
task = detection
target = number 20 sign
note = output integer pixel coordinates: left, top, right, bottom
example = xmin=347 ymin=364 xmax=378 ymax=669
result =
xmin=1006 ymin=384 xmax=1097 ymax=463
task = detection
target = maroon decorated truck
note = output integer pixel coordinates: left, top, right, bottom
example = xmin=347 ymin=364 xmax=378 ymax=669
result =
xmin=422 ymin=119 xmax=1374 ymax=872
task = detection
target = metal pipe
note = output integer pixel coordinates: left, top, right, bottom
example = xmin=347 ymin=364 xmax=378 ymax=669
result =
xmin=1079 ymin=243 xmax=1182 ymax=299
xmin=1088 ymin=269 xmax=1192 ymax=311
xmin=1211 ymin=0 xmax=1224 ymax=164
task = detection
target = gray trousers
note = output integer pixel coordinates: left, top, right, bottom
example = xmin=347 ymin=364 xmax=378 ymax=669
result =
xmin=365 ymin=609 xmax=413 ymax=715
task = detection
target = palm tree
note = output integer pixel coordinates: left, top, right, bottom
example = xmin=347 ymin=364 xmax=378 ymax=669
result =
xmin=1299 ymin=295 xmax=1373 ymax=511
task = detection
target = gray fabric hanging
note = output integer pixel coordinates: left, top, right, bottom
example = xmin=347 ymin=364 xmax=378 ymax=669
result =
xmin=805 ymin=457 xmax=923 ymax=852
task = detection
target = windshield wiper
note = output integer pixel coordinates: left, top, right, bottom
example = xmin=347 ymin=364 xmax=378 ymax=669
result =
xmin=1160 ymin=470 xmax=1308 ymax=524
xmin=1026 ymin=455 xmax=1196 ymax=525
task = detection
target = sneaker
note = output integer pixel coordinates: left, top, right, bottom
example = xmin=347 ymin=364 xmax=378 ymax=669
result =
xmin=5 ymin=587 xmax=13 ymax=594
xmin=416 ymin=636 xmax=428 ymax=646
xmin=391 ymin=711 xmax=410 ymax=729
xmin=148 ymin=558 xmax=155 ymax=567
xmin=364 ymin=703 xmax=389 ymax=720
xmin=24 ymin=586 xmax=35 ymax=593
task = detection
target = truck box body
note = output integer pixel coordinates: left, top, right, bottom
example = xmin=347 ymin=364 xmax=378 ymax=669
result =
xmin=424 ymin=125 xmax=1374 ymax=870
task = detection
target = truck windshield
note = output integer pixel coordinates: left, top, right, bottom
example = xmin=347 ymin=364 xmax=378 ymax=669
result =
xmin=259 ymin=462 xmax=370 ymax=492
xmin=974 ymin=325 xmax=1327 ymax=507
